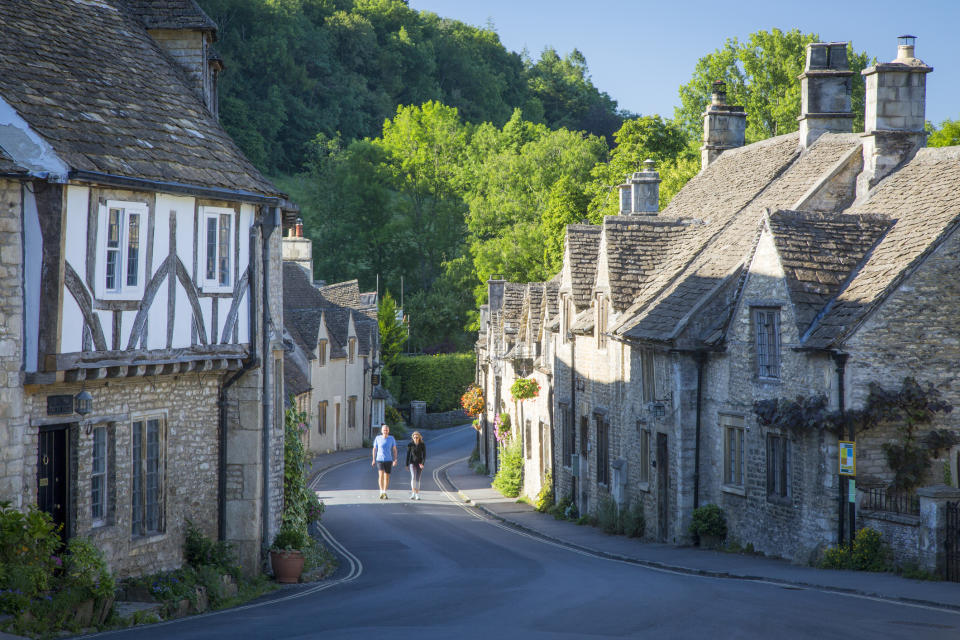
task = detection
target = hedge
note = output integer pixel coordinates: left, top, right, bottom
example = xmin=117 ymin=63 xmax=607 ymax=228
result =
xmin=393 ymin=353 xmax=476 ymax=412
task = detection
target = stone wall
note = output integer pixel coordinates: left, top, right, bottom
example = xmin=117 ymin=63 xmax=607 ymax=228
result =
xmin=858 ymin=509 xmax=920 ymax=567
xmin=23 ymin=374 xmax=221 ymax=579
xmin=415 ymin=408 xmax=469 ymax=430
xmin=0 ymin=178 xmax=24 ymax=508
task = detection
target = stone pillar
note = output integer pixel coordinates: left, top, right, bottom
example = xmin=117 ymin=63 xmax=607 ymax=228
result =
xmin=857 ymin=36 xmax=933 ymax=199
xmin=281 ymin=233 xmax=313 ymax=277
xmin=409 ymin=400 xmax=427 ymax=428
xmin=701 ymin=81 xmax=746 ymax=170
xmin=798 ymin=42 xmax=853 ymax=149
xmin=0 ymin=178 xmax=24 ymax=508
xmin=488 ymin=278 xmax=506 ymax=314
xmin=916 ymin=484 xmax=960 ymax=576
xmin=629 ymin=160 xmax=660 ymax=214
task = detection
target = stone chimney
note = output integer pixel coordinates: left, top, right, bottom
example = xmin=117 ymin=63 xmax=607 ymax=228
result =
xmin=701 ymin=80 xmax=746 ymax=170
xmin=798 ymin=42 xmax=853 ymax=149
xmin=618 ymin=160 xmax=660 ymax=214
xmin=857 ymin=35 xmax=933 ymax=199
xmin=488 ymin=276 xmax=506 ymax=314
xmin=282 ymin=218 xmax=313 ymax=275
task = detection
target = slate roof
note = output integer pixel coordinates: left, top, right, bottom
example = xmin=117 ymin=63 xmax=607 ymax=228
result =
xmin=501 ymin=282 xmax=525 ymax=335
xmin=804 ymin=146 xmax=960 ymax=348
xmin=766 ymin=210 xmax=893 ymax=335
xmin=283 ymin=353 xmax=311 ymax=399
xmin=524 ymin=282 xmax=546 ymax=343
xmin=565 ymin=225 xmax=601 ymax=310
xmin=0 ymin=148 xmax=26 ymax=175
xmin=542 ymin=280 xmax=560 ymax=331
xmin=125 ymin=0 xmax=216 ymax=31
xmin=0 ymin=0 xmax=279 ymax=196
xmin=620 ymin=133 xmax=864 ymax=342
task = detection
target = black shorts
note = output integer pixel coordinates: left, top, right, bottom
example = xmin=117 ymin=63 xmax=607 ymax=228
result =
xmin=378 ymin=461 xmax=394 ymax=473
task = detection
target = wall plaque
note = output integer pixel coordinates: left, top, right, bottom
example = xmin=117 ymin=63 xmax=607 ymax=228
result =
xmin=47 ymin=395 xmax=74 ymax=416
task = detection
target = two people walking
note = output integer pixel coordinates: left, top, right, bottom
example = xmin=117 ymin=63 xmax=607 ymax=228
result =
xmin=371 ymin=424 xmax=426 ymax=500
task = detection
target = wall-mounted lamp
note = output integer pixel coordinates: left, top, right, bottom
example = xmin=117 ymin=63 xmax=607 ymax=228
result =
xmin=76 ymin=390 xmax=93 ymax=434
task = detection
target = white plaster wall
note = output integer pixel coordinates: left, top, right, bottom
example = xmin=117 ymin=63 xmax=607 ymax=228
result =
xmin=60 ymin=289 xmax=84 ymax=354
xmin=146 ymin=287 xmax=168 ymax=350
xmin=121 ymin=310 xmax=137 ymax=349
xmin=64 ymin=186 xmax=89 ymax=276
xmin=217 ymin=297 xmax=231 ymax=343
xmin=173 ymin=286 xmax=192 ymax=347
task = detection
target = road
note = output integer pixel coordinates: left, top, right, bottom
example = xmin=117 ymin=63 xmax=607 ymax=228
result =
xmin=87 ymin=426 xmax=960 ymax=639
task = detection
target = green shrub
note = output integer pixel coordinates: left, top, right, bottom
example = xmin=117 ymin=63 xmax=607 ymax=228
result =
xmin=820 ymin=527 xmax=891 ymax=572
xmin=62 ymin=537 xmax=115 ymax=601
xmin=393 ymin=353 xmax=476 ymax=411
xmin=597 ymin=496 xmax=622 ymax=535
xmin=389 ymin=422 xmax=409 ymax=439
xmin=622 ymin=502 xmax=645 ymax=538
xmin=184 ymin=520 xmax=238 ymax=575
xmin=549 ymin=495 xmax=577 ymax=520
xmin=689 ymin=504 xmax=727 ymax=539
xmin=492 ymin=436 xmax=523 ymax=498
xmin=385 ymin=405 xmax=402 ymax=427
xmin=0 ymin=501 xmax=61 ymax=614
xmin=534 ymin=472 xmax=554 ymax=513
xmin=271 ymin=523 xmax=310 ymax=552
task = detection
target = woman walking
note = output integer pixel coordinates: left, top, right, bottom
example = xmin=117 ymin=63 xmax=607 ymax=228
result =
xmin=372 ymin=424 xmax=398 ymax=499
xmin=406 ymin=431 xmax=426 ymax=500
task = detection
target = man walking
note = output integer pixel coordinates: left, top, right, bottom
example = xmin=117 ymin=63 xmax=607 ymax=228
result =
xmin=372 ymin=424 xmax=398 ymax=499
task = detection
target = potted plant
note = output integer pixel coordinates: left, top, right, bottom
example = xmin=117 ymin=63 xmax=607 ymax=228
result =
xmin=689 ymin=504 xmax=727 ymax=550
xmin=270 ymin=524 xmax=308 ymax=584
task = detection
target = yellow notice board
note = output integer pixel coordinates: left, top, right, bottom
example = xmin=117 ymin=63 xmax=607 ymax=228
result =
xmin=839 ymin=441 xmax=855 ymax=476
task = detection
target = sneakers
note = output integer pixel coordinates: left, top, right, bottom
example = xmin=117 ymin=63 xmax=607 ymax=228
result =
xmin=379 ymin=492 xmax=385 ymax=500
xmin=384 ymin=493 xmax=389 ymax=500
xmin=415 ymin=494 xmax=421 ymax=501
xmin=410 ymin=493 xmax=415 ymax=500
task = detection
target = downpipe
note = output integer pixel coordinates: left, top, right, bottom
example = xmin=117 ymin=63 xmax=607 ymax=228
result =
xmin=261 ymin=206 xmax=279 ymax=553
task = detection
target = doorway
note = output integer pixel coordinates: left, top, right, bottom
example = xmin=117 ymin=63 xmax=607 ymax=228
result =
xmin=657 ymin=432 xmax=668 ymax=542
xmin=38 ymin=425 xmax=70 ymax=539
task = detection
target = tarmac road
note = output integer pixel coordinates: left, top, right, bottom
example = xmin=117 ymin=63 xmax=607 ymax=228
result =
xmin=83 ymin=425 xmax=960 ymax=639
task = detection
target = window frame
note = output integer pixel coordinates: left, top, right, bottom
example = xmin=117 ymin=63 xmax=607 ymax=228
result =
xmin=348 ymin=396 xmax=357 ymax=429
xmin=525 ymin=419 xmax=532 ymax=460
xmin=318 ymin=401 xmax=327 ymax=434
xmin=596 ymin=294 xmax=608 ymax=349
xmin=721 ymin=415 xmax=745 ymax=492
xmin=91 ymin=425 xmax=108 ymax=526
xmin=198 ymin=206 xmax=236 ymax=293
xmin=317 ymin=340 xmax=327 ymax=367
xmin=640 ymin=348 xmax=655 ymax=403
xmin=348 ymin=337 xmax=356 ymax=364
xmin=131 ymin=415 xmax=166 ymax=537
xmin=595 ymin=414 xmax=610 ymax=486
xmin=560 ymin=403 xmax=572 ymax=467
xmin=766 ymin=432 xmax=790 ymax=503
xmin=95 ymin=200 xmax=149 ymax=301
xmin=638 ymin=425 xmax=650 ymax=484
xmin=753 ymin=307 xmax=781 ymax=380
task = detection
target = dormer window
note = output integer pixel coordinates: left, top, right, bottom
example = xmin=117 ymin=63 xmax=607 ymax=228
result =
xmin=318 ymin=339 xmax=327 ymax=366
xmin=753 ymin=307 xmax=781 ymax=379
xmin=596 ymin=294 xmax=608 ymax=348
xmin=95 ymin=200 xmax=148 ymax=300
xmin=199 ymin=206 xmax=235 ymax=292
xmin=348 ymin=337 xmax=356 ymax=364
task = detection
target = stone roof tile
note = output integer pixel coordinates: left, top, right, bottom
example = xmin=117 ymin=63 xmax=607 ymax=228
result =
xmin=565 ymin=225 xmax=601 ymax=310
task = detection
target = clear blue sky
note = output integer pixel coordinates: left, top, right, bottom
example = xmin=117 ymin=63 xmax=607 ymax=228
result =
xmin=409 ymin=0 xmax=959 ymax=126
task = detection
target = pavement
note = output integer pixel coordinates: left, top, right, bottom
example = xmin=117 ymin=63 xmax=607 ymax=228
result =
xmin=305 ymin=432 xmax=960 ymax=612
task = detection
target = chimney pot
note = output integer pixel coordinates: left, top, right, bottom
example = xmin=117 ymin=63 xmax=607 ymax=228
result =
xmin=711 ymin=80 xmax=727 ymax=105
xmin=798 ymin=42 xmax=854 ymax=148
xmin=701 ymin=80 xmax=746 ymax=170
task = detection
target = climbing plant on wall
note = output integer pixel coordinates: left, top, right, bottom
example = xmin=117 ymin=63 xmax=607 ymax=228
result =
xmin=753 ymin=377 xmax=956 ymax=491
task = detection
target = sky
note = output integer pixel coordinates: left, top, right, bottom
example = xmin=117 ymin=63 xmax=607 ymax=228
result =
xmin=408 ymin=0 xmax=959 ymax=126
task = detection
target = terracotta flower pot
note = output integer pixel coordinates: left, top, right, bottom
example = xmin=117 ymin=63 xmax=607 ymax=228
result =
xmin=270 ymin=550 xmax=305 ymax=583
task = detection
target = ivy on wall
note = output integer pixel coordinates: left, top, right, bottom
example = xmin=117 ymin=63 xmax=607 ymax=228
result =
xmin=753 ymin=377 xmax=956 ymax=491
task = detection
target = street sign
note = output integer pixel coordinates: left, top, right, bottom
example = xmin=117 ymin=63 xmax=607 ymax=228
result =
xmin=849 ymin=479 xmax=856 ymax=503
xmin=839 ymin=441 xmax=855 ymax=476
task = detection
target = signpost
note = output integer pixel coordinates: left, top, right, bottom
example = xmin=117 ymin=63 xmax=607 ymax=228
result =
xmin=839 ymin=441 xmax=855 ymax=476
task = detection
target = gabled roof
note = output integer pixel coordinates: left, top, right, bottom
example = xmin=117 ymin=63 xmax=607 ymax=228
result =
xmin=283 ymin=353 xmax=311 ymax=399
xmin=125 ymin=0 xmax=217 ymax=32
xmin=620 ymin=133 xmax=863 ymax=342
xmin=501 ymin=282 xmax=525 ymax=335
xmin=766 ymin=210 xmax=892 ymax=335
xmin=804 ymin=146 xmax=960 ymax=348
xmin=542 ymin=280 xmax=560 ymax=329
xmin=564 ymin=225 xmax=601 ymax=310
xmin=0 ymin=0 xmax=278 ymax=196
xmin=523 ymin=282 xmax=546 ymax=343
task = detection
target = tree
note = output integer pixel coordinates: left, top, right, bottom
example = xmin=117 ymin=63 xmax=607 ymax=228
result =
xmin=675 ymin=29 xmax=871 ymax=144
xmin=377 ymin=291 xmax=408 ymax=374
xmin=927 ymin=119 xmax=960 ymax=147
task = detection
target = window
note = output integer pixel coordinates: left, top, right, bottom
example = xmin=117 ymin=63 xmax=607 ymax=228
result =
xmin=561 ymin=295 xmax=571 ymax=344
xmin=318 ymin=340 xmax=327 ymax=367
xmin=560 ymin=404 xmax=572 ymax=466
xmin=580 ymin=416 xmax=589 ymax=456
xmin=754 ymin=308 xmax=781 ymax=379
xmin=348 ymin=338 xmax=356 ymax=364
xmin=318 ymin=401 xmax=327 ymax=434
xmin=640 ymin=349 xmax=655 ymax=403
xmin=132 ymin=417 xmax=164 ymax=536
xmin=96 ymin=201 xmax=148 ymax=299
xmin=200 ymin=206 xmax=235 ymax=292
xmin=525 ymin=420 xmax=532 ymax=459
xmin=722 ymin=415 xmax=745 ymax=488
xmin=596 ymin=415 xmax=610 ymax=485
xmin=767 ymin=433 xmax=790 ymax=501
xmin=348 ymin=396 xmax=357 ymax=429
xmin=335 ymin=403 xmax=341 ymax=433
xmin=639 ymin=426 xmax=650 ymax=483
xmin=92 ymin=426 xmax=107 ymax=524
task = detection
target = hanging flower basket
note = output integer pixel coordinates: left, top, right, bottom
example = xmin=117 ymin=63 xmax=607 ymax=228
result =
xmin=494 ymin=413 xmax=511 ymax=443
xmin=510 ymin=377 xmax=540 ymax=402
xmin=460 ymin=385 xmax=485 ymax=417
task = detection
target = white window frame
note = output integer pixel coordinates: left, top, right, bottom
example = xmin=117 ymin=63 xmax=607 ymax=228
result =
xmin=95 ymin=200 xmax=148 ymax=300
xmin=199 ymin=206 xmax=235 ymax=293
xmin=91 ymin=425 xmax=108 ymax=526
xmin=722 ymin=415 xmax=745 ymax=493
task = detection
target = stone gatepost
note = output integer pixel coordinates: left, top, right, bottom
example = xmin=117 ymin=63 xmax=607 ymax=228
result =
xmin=409 ymin=401 xmax=427 ymax=428
xmin=916 ymin=484 xmax=960 ymax=575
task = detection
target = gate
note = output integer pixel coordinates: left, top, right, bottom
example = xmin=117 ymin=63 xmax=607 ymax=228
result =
xmin=947 ymin=501 xmax=960 ymax=582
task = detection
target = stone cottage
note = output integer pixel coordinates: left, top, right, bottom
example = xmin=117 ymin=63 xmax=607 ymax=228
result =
xmin=0 ymin=0 xmax=292 ymax=577
xmin=478 ymin=37 xmax=960 ymax=570
xmin=282 ymin=229 xmax=380 ymax=454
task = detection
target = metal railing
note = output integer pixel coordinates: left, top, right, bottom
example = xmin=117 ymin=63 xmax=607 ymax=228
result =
xmin=862 ymin=487 xmax=920 ymax=516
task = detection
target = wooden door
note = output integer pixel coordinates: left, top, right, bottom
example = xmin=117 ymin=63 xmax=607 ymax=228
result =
xmin=38 ymin=425 xmax=70 ymax=538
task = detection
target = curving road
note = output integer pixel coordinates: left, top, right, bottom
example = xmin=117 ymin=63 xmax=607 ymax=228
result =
xmin=86 ymin=426 xmax=960 ymax=639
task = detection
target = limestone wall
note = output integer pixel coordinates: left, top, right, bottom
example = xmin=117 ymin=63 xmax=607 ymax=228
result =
xmin=0 ymin=179 xmax=24 ymax=507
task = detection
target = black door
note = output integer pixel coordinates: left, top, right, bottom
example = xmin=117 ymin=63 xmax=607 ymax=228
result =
xmin=38 ymin=425 xmax=69 ymax=539
xmin=657 ymin=433 xmax=668 ymax=542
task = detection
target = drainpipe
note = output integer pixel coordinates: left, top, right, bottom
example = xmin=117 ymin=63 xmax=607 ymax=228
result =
xmin=832 ymin=351 xmax=850 ymax=546
xmin=570 ymin=335 xmax=577 ymax=505
xmin=548 ymin=384 xmax=556 ymax=501
xmin=261 ymin=206 xmax=279 ymax=552
xmin=218 ymin=224 xmax=264 ymax=541
xmin=693 ymin=350 xmax=708 ymax=510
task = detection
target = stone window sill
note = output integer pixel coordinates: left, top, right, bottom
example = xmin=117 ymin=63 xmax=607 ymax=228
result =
xmin=637 ymin=481 xmax=650 ymax=493
xmin=722 ymin=484 xmax=746 ymax=497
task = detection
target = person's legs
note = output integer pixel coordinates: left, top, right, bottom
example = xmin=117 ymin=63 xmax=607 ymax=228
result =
xmin=377 ymin=469 xmax=386 ymax=495
xmin=383 ymin=463 xmax=392 ymax=492
xmin=411 ymin=465 xmax=422 ymax=495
